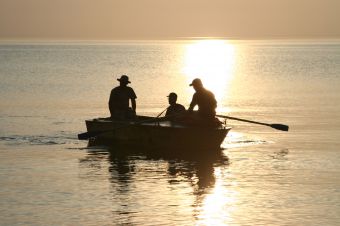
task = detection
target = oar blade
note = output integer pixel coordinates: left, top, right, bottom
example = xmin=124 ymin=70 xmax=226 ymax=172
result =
xmin=77 ymin=131 xmax=100 ymax=140
xmin=270 ymin=124 xmax=289 ymax=131
xmin=78 ymin=132 xmax=90 ymax=140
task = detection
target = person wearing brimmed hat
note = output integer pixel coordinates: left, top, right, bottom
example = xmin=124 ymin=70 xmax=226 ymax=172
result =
xmin=165 ymin=92 xmax=186 ymax=118
xmin=188 ymin=78 xmax=217 ymax=120
xmin=109 ymin=75 xmax=137 ymax=119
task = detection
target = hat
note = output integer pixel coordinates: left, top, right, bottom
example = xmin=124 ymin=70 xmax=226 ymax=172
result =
xmin=189 ymin=78 xmax=203 ymax=86
xmin=117 ymin=75 xmax=131 ymax=83
xmin=167 ymin=92 xmax=177 ymax=98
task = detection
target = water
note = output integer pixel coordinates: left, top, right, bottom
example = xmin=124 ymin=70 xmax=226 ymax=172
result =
xmin=0 ymin=40 xmax=339 ymax=225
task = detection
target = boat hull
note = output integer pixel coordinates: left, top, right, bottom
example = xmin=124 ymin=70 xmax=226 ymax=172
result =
xmin=85 ymin=117 xmax=231 ymax=150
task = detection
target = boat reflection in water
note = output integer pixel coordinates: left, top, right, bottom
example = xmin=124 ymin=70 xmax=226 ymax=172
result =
xmin=81 ymin=140 xmax=231 ymax=224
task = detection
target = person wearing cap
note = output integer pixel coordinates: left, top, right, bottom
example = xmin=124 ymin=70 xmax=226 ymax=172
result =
xmin=188 ymin=78 xmax=217 ymax=120
xmin=165 ymin=92 xmax=186 ymax=118
xmin=109 ymin=75 xmax=137 ymax=120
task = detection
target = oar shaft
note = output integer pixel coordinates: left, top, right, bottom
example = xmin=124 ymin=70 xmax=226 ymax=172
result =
xmin=216 ymin=114 xmax=289 ymax=131
xmin=217 ymin=115 xmax=270 ymax=126
xmin=156 ymin=107 xmax=168 ymax=118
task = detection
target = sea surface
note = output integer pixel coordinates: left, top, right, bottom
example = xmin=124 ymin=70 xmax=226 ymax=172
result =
xmin=0 ymin=40 xmax=339 ymax=225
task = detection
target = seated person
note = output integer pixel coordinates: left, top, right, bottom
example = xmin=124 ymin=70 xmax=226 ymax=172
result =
xmin=188 ymin=78 xmax=217 ymax=120
xmin=187 ymin=78 xmax=221 ymax=127
xmin=165 ymin=92 xmax=186 ymax=120
xmin=109 ymin=75 xmax=137 ymax=120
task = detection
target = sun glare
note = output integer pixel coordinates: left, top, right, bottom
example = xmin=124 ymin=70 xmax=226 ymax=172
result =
xmin=183 ymin=40 xmax=236 ymax=106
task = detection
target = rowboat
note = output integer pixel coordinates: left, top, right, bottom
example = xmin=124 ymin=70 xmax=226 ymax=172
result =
xmin=81 ymin=116 xmax=231 ymax=151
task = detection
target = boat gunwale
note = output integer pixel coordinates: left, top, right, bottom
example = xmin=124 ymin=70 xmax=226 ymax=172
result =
xmin=85 ymin=117 xmax=231 ymax=131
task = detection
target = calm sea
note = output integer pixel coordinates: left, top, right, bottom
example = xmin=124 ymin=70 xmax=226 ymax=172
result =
xmin=0 ymin=40 xmax=339 ymax=225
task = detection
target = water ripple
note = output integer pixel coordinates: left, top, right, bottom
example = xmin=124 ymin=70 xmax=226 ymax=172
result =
xmin=0 ymin=133 xmax=78 ymax=146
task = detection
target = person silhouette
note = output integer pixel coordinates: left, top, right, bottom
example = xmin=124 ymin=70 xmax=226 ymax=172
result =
xmin=187 ymin=78 xmax=217 ymax=121
xmin=165 ymin=92 xmax=186 ymax=118
xmin=109 ymin=75 xmax=137 ymax=120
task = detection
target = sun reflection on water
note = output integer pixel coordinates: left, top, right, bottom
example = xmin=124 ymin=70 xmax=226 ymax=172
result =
xmin=196 ymin=167 xmax=236 ymax=226
xmin=183 ymin=40 xmax=236 ymax=111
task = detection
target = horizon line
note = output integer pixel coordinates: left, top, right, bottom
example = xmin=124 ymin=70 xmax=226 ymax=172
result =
xmin=1 ymin=36 xmax=340 ymax=44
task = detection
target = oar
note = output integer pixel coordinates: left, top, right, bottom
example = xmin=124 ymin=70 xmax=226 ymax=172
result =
xmin=78 ymin=130 xmax=109 ymax=140
xmin=156 ymin=107 xmax=168 ymax=118
xmin=216 ymin=114 xmax=289 ymax=131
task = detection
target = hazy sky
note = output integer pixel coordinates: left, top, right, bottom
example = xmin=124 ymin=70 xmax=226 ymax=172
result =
xmin=0 ymin=0 xmax=339 ymax=40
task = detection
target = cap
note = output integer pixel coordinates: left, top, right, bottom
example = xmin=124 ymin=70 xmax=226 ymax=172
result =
xmin=117 ymin=75 xmax=131 ymax=83
xmin=189 ymin=78 xmax=203 ymax=86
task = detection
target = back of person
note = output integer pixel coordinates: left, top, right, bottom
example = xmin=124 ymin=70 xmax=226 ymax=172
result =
xmin=109 ymin=75 xmax=137 ymax=120
xmin=109 ymin=86 xmax=135 ymax=111
xmin=193 ymin=88 xmax=217 ymax=118
xmin=187 ymin=78 xmax=219 ymax=126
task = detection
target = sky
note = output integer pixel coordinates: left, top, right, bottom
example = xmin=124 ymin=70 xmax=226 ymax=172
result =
xmin=0 ymin=0 xmax=339 ymax=40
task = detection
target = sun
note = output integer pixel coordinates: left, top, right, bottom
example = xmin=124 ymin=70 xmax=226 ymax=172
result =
xmin=183 ymin=40 xmax=236 ymax=106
